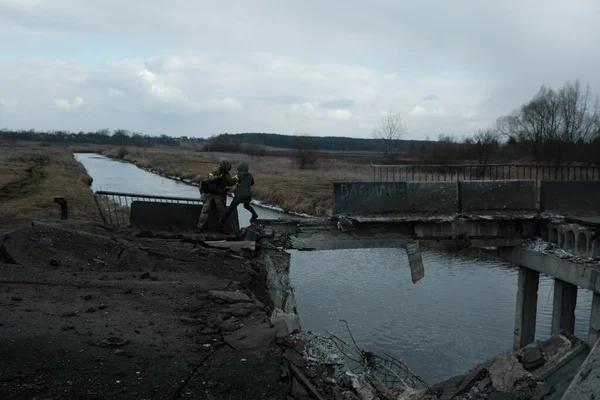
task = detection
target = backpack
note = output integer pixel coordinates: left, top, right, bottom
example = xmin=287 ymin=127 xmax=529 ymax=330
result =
xmin=200 ymin=176 xmax=223 ymax=194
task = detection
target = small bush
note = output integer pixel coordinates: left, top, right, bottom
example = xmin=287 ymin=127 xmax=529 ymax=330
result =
xmin=117 ymin=147 xmax=129 ymax=159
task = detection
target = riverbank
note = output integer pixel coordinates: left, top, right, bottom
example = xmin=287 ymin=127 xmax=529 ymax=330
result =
xmin=0 ymin=143 xmax=99 ymax=226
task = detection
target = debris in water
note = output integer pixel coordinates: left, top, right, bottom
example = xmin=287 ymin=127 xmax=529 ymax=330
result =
xmin=405 ymin=240 xmax=425 ymax=284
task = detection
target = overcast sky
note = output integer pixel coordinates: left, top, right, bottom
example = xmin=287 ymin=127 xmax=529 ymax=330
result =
xmin=1 ymin=0 xmax=599 ymax=139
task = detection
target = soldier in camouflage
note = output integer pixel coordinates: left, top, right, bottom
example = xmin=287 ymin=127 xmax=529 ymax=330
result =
xmin=197 ymin=159 xmax=237 ymax=231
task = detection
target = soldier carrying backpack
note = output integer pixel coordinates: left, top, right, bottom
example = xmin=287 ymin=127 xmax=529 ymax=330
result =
xmin=198 ymin=159 xmax=237 ymax=231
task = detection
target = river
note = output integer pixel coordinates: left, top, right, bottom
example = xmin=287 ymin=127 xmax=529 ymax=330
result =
xmin=75 ymin=153 xmax=594 ymax=384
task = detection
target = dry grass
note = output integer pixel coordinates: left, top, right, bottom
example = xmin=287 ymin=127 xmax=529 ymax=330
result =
xmin=99 ymin=146 xmax=374 ymax=215
xmin=0 ymin=143 xmax=100 ymax=225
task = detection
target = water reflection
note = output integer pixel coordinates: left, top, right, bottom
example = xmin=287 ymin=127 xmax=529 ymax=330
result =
xmin=289 ymin=248 xmax=593 ymax=383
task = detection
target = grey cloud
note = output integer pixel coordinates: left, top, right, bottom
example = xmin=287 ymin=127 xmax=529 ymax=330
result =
xmin=0 ymin=0 xmax=599 ymax=139
xmin=320 ymin=99 xmax=355 ymax=109
xmin=422 ymin=94 xmax=438 ymax=101
xmin=253 ymin=96 xmax=308 ymax=105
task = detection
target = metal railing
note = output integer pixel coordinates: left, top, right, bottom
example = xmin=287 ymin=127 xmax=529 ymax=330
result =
xmin=370 ymin=163 xmax=600 ymax=183
xmin=93 ymin=190 xmax=201 ymax=227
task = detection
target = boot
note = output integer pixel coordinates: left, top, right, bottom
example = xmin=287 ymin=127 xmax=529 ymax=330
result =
xmin=250 ymin=214 xmax=258 ymax=223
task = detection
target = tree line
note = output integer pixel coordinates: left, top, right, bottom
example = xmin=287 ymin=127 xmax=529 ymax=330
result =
xmin=372 ymin=80 xmax=600 ymax=166
xmin=0 ymin=128 xmax=184 ymax=147
xmin=203 ymin=132 xmax=430 ymax=153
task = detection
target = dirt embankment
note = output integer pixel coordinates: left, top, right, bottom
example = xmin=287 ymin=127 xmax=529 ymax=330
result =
xmin=0 ymin=221 xmax=291 ymax=399
xmin=0 ymin=145 xmax=98 ymax=226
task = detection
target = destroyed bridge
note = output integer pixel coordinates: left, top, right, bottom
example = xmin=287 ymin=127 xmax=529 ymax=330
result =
xmin=93 ymin=177 xmax=600 ymax=399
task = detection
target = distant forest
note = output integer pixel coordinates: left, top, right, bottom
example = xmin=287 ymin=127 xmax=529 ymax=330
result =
xmin=205 ymin=132 xmax=429 ymax=152
xmin=0 ymin=128 xmax=426 ymax=152
xmin=0 ymin=128 xmax=184 ymax=147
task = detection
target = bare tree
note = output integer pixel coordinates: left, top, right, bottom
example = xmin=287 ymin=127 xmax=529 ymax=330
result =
xmin=497 ymin=80 xmax=600 ymax=166
xmin=372 ymin=112 xmax=407 ymax=163
xmin=293 ymin=134 xmax=318 ymax=169
xmin=470 ymin=128 xmax=501 ymax=165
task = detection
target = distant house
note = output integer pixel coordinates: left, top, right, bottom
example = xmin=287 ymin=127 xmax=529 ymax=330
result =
xmin=179 ymin=136 xmax=189 ymax=141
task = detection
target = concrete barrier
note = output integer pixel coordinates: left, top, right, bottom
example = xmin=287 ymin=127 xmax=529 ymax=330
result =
xmin=407 ymin=182 xmax=458 ymax=214
xmin=540 ymin=181 xmax=600 ymax=214
xmin=459 ymin=180 xmax=536 ymax=212
xmin=130 ymin=201 xmax=239 ymax=232
xmin=332 ymin=182 xmax=458 ymax=215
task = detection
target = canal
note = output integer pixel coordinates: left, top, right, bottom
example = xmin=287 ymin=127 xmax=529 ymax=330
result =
xmin=75 ymin=152 xmax=593 ymax=384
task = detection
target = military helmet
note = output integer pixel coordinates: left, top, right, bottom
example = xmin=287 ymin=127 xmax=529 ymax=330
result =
xmin=219 ymin=159 xmax=232 ymax=172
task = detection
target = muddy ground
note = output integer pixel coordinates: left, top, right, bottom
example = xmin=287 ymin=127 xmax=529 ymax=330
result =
xmin=0 ymin=221 xmax=291 ymax=399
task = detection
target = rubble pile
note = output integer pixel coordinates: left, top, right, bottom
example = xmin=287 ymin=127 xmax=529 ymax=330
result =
xmin=433 ymin=333 xmax=587 ymax=400
xmin=279 ymin=332 xmax=436 ymax=400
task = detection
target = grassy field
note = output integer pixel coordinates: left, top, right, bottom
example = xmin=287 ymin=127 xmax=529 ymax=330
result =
xmin=0 ymin=143 xmax=99 ymax=226
xmin=1 ymin=142 xmax=376 ymax=222
xmin=97 ymin=146 xmax=375 ymax=215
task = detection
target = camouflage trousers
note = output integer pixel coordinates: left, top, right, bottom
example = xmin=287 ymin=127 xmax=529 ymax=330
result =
xmin=197 ymin=193 xmax=226 ymax=229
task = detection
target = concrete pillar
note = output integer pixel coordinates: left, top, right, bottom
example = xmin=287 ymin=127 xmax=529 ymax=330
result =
xmin=589 ymin=292 xmax=600 ymax=348
xmin=514 ymin=266 xmax=540 ymax=350
xmin=551 ymin=279 xmax=578 ymax=335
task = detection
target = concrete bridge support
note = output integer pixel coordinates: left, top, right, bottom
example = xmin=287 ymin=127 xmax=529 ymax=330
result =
xmin=551 ymin=279 xmax=578 ymax=335
xmin=514 ymin=267 xmax=540 ymax=350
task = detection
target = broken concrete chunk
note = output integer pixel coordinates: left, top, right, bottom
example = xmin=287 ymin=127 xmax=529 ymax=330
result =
xmin=520 ymin=345 xmax=545 ymax=370
xmin=488 ymin=354 xmax=529 ymax=393
xmin=209 ymin=290 xmax=251 ymax=303
xmin=270 ymin=308 xmax=300 ymax=338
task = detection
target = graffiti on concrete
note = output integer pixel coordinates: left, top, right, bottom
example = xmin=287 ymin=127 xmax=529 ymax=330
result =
xmin=337 ymin=182 xmax=407 ymax=200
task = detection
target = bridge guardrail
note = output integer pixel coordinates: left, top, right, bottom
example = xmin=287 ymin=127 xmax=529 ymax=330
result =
xmin=93 ymin=190 xmax=202 ymax=227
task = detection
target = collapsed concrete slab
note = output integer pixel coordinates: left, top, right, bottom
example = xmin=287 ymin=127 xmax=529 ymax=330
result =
xmin=432 ymin=333 xmax=589 ymax=400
